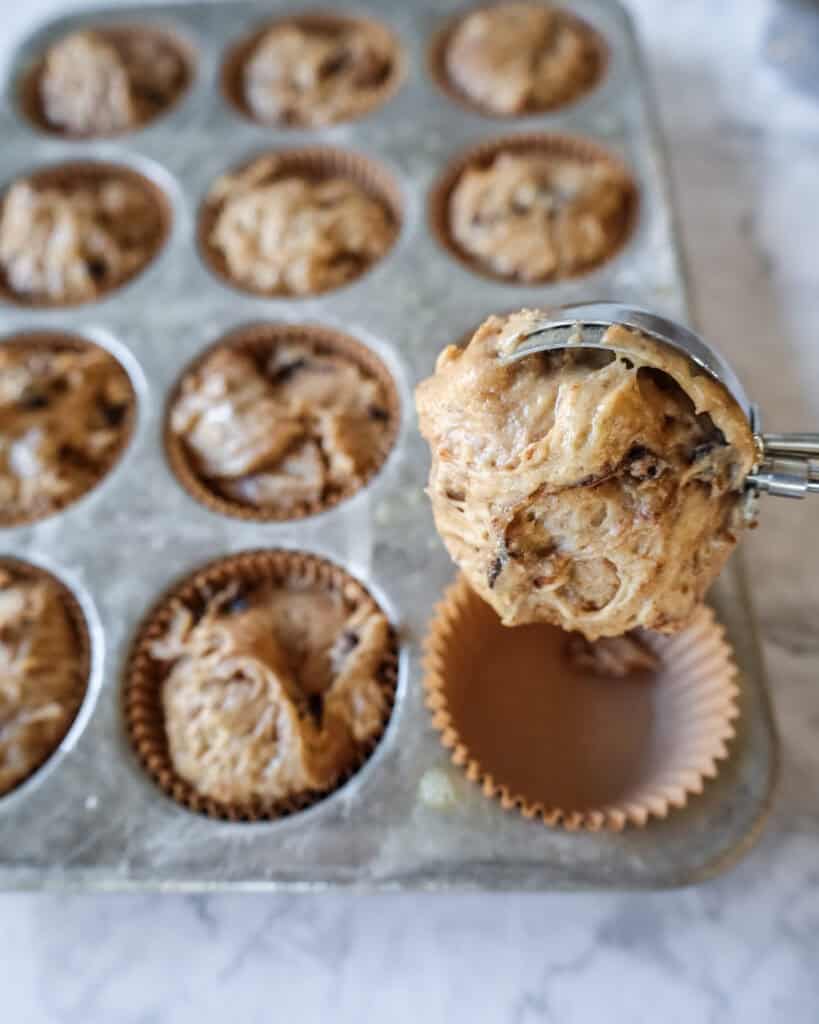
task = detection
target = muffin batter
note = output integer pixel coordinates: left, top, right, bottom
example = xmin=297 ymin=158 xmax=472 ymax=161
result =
xmin=0 ymin=170 xmax=165 ymax=303
xmin=565 ymin=631 xmax=659 ymax=678
xmin=445 ymin=3 xmax=600 ymax=114
xmin=416 ymin=310 xmax=757 ymax=639
xmin=0 ymin=566 xmax=87 ymax=796
xmin=449 ymin=151 xmax=632 ymax=281
xmin=206 ymin=156 xmax=396 ymax=295
xmin=39 ymin=28 xmax=188 ymax=135
xmin=151 ymin=579 xmax=392 ymax=805
xmin=243 ymin=19 xmax=396 ymax=126
xmin=170 ymin=340 xmax=392 ymax=515
xmin=0 ymin=340 xmax=133 ymax=525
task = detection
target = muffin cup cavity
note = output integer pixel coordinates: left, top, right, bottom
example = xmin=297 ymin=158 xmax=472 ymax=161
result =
xmin=0 ymin=160 xmax=173 ymax=308
xmin=198 ymin=146 xmax=402 ymax=298
xmin=429 ymin=132 xmax=639 ymax=284
xmin=0 ymin=556 xmax=92 ymax=800
xmin=0 ymin=330 xmax=137 ymax=527
xmin=165 ymin=322 xmax=401 ymax=522
xmin=19 ymin=23 xmax=196 ymax=137
xmin=429 ymin=3 xmax=608 ymax=117
xmin=221 ymin=11 xmax=404 ymax=127
xmin=423 ymin=576 xmax=740 ymax=831
xmin=123 ymin=549 xmax=399 ymax=823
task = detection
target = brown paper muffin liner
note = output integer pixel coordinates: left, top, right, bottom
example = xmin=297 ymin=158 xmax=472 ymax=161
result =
xmin=221 ymin=11 xmax=404 ymax=127
xmin=19 ymin=24 xmax=195 ymax=137
xmin=423 ymin=576 xmax=740 ymax=831
xmin=0 ymin=330 xmax=136 ymax=527
xmin=0 ymin=557 xmax=91 ymax=798
xmin=165 ymin=322 xmax=400 ymax=522
xmin=429 ymin=132 xmax=639 ymax=284
xmin=198 ymin=146 xmax=402 ymax=298
xmin=0 ymin=160 xmax=173 ymax=307
xmin=429 ymin=3 xmax=607 ymax=117
xmin=123 ymin=549 xmax=399 ymax=822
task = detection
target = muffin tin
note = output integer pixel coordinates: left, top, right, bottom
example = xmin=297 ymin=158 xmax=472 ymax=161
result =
xmin=0 ymin=0 xmax=777 ymax=889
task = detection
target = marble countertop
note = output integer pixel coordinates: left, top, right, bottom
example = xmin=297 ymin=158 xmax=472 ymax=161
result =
xmin=2 ymin=0 xmax=819 ymax=1020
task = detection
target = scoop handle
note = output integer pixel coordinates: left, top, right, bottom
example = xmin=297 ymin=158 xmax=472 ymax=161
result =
xmin=747 ymin=434 xmax=819 ymax=497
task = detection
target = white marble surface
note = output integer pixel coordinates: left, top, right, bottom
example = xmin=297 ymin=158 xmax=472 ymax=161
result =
xmin=2 ymin=0 xmax=819 ymax=1019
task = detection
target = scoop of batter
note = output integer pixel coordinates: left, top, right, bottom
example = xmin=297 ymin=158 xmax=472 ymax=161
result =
xmin=0 ymin=341 xmax=133 ymax=525
xmin=151 ymin=580 xmax=392 ymax=805
xmin=207 ymin=156 xmax=396 ymax=296
xmin=244 ymin=20 xmax=396 ymax=126
xmin=449 ymin=151 xmax=632 ymax=281
xmin=445 ymin=2 xmax=599 ymax=114
xmin=170 ymin=341 xmax=391 ymax=513
xmin=39 ymin=29 xmax=188 ymax=135
xmin=0 ymin=566 xmax=86 ymax=796
xmin=0 ymin=173 xmax=164 ymax=303
xmin=416 ymin=310 xmax=757 ymax=639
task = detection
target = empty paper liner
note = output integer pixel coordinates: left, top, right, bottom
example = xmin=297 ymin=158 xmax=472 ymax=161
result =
xmin=423 ymin=576 xmax=740 ymax=831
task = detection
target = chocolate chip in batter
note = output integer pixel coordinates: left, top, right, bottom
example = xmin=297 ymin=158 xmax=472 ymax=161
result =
xmin=332 ymin=628 xmax=360 ymax=665
xmin=269 ymin=358 xmax=309 ymax=385
xmin=20 ymin=392 xmax=50 ymax=411
xmin=487 ymin=550 xmax=507 ymax=589
xmin=101 ymin=401 xmax=128 ymax=427
xmin=307 ymin=691 xmax=325 ymax=727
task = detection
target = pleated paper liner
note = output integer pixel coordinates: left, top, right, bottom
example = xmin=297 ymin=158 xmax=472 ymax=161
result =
xmin=198 ymin=146 xmax=402 ymax=298
xmin=428 ymin=132 xmax=639 ymax=284
xmin=429 ymin=3 xmax=608 ymax=117
xmin=423 ymin=576 xmax=740 ymax=832
xmin=18 ymin=23 xmax=195 ymax=137
xmin=123 ymin=549 xmax=399 ymax=823
xmin=165 ymin=322 xmax=400 ymax=522
xmin=0 ymin=557 xmax=91 ymax=799
xmin=221 ymin=11 xmax=405 ymax=127
xmin=0 ymin=160 xmax=173 ymax=307
xmin=0 ymin=330 xmax=137 ymax=527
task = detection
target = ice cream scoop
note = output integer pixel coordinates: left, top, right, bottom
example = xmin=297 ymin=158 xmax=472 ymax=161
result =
xmin=504 ymin=302 xmax=819 ymax=502
xmin=415 ymin=304 xmax=809 ymax=638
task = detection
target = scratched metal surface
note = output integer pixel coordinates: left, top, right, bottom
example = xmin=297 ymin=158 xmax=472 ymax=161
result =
xmin=0 ymin=0 xmax=777 ymax=889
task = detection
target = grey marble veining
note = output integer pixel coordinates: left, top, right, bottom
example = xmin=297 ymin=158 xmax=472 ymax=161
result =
xmin=2 ymin=0 xmax=819 ymax=1019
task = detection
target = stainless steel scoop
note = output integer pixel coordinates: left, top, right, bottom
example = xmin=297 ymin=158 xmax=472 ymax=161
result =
xmin=500 ymin=302 xmax=819 ymax=500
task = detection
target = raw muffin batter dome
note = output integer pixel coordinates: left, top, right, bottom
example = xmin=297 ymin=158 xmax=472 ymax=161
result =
xmin=0 ymin=164 xmax=168 ymax=305
xmin=416 ymin=310 xmax=757 ymax=639
xmin=447 ymin=148 xmax=634 ymax=282
xmin=443 ymin=2 xmax=601 ymax=115
xmin=241 ymin=16 xmax=398 ymax=127
xmin=168 ymin=329 xmax=396 ymax=518
xmin=0 ymin=563 xmax=88 ymax=796
xmin=149 ymin=575 xmax=393 ymax=806
xmin=0 ymin=336 xmax=134 ymax=525
xmin=36 ymin=27 xmax=190 ymax=135
xmin=203 ymin=154 xmax=396 ymax=296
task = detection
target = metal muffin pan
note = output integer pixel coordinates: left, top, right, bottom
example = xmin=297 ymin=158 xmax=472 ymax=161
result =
xmin=0 ymin=0 xmax=777 ymax=889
